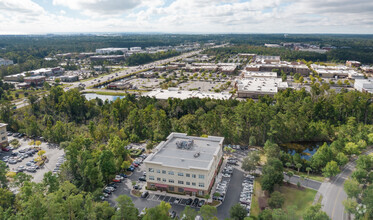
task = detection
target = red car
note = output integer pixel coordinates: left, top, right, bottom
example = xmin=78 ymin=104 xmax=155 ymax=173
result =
xmin=112 ymin=178 xmax=121 ymax=183
xmin=2 ymin=147 xmax=10 ymax=152
xmin=132 ymin=163 xmax=139 ymax=167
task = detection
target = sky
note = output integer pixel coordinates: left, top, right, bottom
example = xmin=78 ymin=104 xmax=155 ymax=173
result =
xmin=0 ymin=0 xmax=372 ymax=34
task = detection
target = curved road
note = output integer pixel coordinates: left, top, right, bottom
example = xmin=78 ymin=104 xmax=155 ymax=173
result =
xmin=320 ymin=148 xmax=373 ymax=220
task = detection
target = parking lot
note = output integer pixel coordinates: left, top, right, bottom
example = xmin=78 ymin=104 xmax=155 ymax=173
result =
xmin=100 ymin=144 xmax=256 ymax=219
xmin=1 ymin=134 xmax=65 ymax=183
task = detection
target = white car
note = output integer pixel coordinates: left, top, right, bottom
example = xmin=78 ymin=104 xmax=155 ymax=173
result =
xmin=174 ymin=198 xmax=180 ymax=204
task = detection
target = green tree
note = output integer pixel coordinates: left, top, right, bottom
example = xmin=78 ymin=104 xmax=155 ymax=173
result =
xmin=113 ymin=195 xmax=138 ymax=220
xmin=0 ymin=161 xmax=9 ymax=188
xmin=264 ymin=141 xmax=280 ymax=159
xmin=0 ymin=188 xmax=14 ymax=209
xmin=43 ymin=171 xmax=60 ymax=193
xmin=336 ymin=152 xmax=348 ymax=167
xmin=344 ymin=179 xmax=361 ymax=198
xmin=322 ymin=161 xmax=340 ymax=178
xmin=261 ymin=158 xmax=284 ymax=192
xmin=303 ymin=204 xmax=330 ymax=220
xmin=180 ymin=206 xmax=197 ymax=220
xmin=296 ymin=163 xmax=302 ymax=172
xmin=143 ymin=201 xmax=171 ymax=220
xmin=99 ymin=150 xmax=117 ymax=183
xmin=230 ymin=203 xmax=247 ymax=220
xmin=268 ymin=191 xmax=285 ymax=209
xmin=13 ymin=172 xmax=32 ymax=187
xmin=198 ymin=205 xmax=218 ymax=220
xmin=306 ymin=167 xmax=312 ymax=176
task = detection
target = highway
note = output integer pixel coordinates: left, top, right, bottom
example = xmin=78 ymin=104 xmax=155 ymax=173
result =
xmin=64 ymin=49 xmax=202 ymax=92
xmin=320 ymin=148 xmax=373 ymax=220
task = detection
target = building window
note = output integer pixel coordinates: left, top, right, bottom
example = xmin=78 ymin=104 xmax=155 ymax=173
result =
xmin=198 ymin=174 xmax=205 ymax=179
xmin=157 ymin=169 xmax=160 ymax=173
xmin=169 ymin=186 xmax=174 ymax=191
xmin=192 ymin=174 xmax=196 ymax=178
xmin=157 ymin=178 xmax=161 ymax=181
xmin=199 ymin=190 xmax=204 ymax=196
xmin=162 ymin=170 xmax=166 ymax=174
xmin=186 ymin=182 xmax=190 ymax=185
xmin=148 ymin=168 xmax=154 ymax=172
xmin=1 ymin=137 xmax=5 ymax=140
xmin=192 ymin=182 xmax=196 ymax=186
xmin=162 ymin=178 xmax=166 ymax=182
xmin=169 ymin=179 xmax=174 ymax=183
xmin=178 ymin=180 xmax=184 ymax=185
xmin=178 ymin=172 xmax=184 ymax=176
xmin=168 ymin=171 xmax=174 ymax=175
xmin=178 ymin=188 xmax=184 ymax=193
xmin=149 ymin=176 xmax=155 ymax=180
xmin=199 ymin=183 xmax=204 ymax=187
xmin=186 ymin=173 xmax=190 ymax=177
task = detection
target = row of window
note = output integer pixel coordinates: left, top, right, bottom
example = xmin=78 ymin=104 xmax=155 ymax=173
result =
xmin=148 ymin=176 xmax=204 ymax=187
xmin=148 ymin=168 xmax=204 ymax=179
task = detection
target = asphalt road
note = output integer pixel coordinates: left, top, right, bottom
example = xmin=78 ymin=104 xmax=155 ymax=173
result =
xmin=64 ymin=49 xmax=203 ymax=92
xmin=321 ymin=148 xmax=373 ymax=220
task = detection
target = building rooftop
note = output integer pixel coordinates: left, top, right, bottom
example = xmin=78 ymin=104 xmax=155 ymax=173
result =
xmin=145 ymin=88 xmax=232 ymax=100
xmin=144 ymin=133 xmax=224 ymax=170
xmin=0 ymin=123 xmax=7 ymax=128
xmin=236 ymin=78 xmax=288 ymax=94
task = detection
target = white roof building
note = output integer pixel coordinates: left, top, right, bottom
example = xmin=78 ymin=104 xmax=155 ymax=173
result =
xmin=235 ymin=78 xmax=288 ymax=98
xmin=354 ymin=78 xmax=373 ymax=94
xmin=0 ymin=58 xmax=13 ymax=67
xmin=145 ymin=88 xmax=232 ymax=100
xmin=96 ymin=48 xmax=128 ymax=54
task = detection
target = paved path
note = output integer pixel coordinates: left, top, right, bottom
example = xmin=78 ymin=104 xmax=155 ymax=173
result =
xmin=283 ymin=174 xmax=322 ymax=190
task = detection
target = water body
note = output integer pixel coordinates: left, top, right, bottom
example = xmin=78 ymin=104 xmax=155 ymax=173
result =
xmin=280 ymin=142 xmax=329 ymax=160
xmin=83 ymin=93 xmax=125 ymax=102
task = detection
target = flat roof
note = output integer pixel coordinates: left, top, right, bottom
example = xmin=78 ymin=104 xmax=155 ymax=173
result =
xmin=145 ymin=89 xmax=232 ymax=100
xmin=144 ymin=133 xmax=224 ymax=171
xmin=0 ymin=123 xmax=7 ymax=128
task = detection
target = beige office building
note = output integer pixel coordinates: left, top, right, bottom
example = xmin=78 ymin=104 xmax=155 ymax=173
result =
xmin=0 ymin=123 xmax=8 ymax=148
xmin=144 ymin=133 xmax=224 ymax=196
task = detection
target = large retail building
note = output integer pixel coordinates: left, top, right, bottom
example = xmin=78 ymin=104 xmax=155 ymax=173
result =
xmin=144 ymin=133 xmax=224 ymax=196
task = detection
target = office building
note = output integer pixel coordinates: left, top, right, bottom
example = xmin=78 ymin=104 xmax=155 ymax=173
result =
xmin=235 ymin=78 xmax=288 ymax=98
xmin=0 ymin=58 xmax=13 ymax=67
xmin=145 ymin=88 xmax=232 ymax=100
xmin=0 ymin=123 xmax=8 ymax=148
xmin=354 ymin=79 xmax=373 ymax=94
xmin=144 ymin=133 xmax=224 ymax=196
xmin=96 ymin=48 xmax=128 ymax=54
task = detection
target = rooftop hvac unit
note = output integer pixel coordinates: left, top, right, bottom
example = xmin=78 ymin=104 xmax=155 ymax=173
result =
xmin=176 ymin=141 xmax=183 ymax=149
xmin=194 ymin=152 xmax=200 ymax=158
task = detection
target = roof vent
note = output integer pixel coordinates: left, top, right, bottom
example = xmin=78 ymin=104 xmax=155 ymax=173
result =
xmin=194 ymin=152 xmax=200 ymax=158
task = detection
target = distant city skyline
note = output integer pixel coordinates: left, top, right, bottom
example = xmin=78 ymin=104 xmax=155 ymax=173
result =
xmin=0 ymin=0 xmax=372 ymax=34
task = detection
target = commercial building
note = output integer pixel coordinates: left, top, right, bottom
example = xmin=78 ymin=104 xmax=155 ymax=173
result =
xmin=107 ymin=81 xmax=132 ymax=90
xmin=60 ymin=75 xmax=79 ymax=82
xmin=0 ymin=58 xmax=13 ymax=67
xmin=0 ymin=123 xmax=8 ymax=148
xmin=242 ymin=71 xmax=277 ymax=78
xmin=144 ymin=133 xmax=224 ymax=196
xmin=354 ymin=79 xmax=373 ymax=94
xmin=24 ymin=76 xmax=46 ymax=86
xmin=361 ymin=66 xmax=373 ymax=74
xmin=96 ymin=48 xmax=128 ymax=54
xmin=246 ymin=62 xmax=310 ymax=76
xmin=145 ymin=88 xmax=232 ymax=100
xmin=4 ymin=73 xmax=26 ymax=82
xmin=346 ymin=60 xmax=361 ymax=68
xmin=90 ymin=55 xmax=125 ymax=63
xmin=311 ymin=64 xmax=363 ymax=79
xmin=235 ymin=78 xmax=288 ymax=98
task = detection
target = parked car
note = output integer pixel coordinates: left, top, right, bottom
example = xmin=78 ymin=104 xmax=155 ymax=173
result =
xmin=108 ymin=183 xmax=117 ymax=188
xmin=119 ymin=173 xmax=127 ymax=178
xmin=141 ymin=191 xmax=149 ymax=198
xmin=127 ymin=166 xmax=135 ymax=172
xmin=170 ymin=211 xmax=176 ymax=219
xmin=185 ymin=198 xmax=193 ymax=206
xmin=103 ymin=189 xmax=111 ymax=194
xmin=198 ymin=200 xmax=205 ymax=207
xmin=8 ymin=159 xmax=17 ymax=164
xmin=191 ymin=198 xmax=199 ymax=207
xmin=174 ymin=198 xmax=180 ymax=204
xmin=1 ymin=147 xmax=10 ymax=152
xmin=139 ymin=176 xmax=146 ymax=181
xmin=112 ymin=178 xmax=121 ymax=183
xmin=133 ymin=184 xmax=140 ymax=190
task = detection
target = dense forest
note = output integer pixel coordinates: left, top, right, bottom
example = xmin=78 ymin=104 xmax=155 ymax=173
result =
xmin=0 ymin=83 xmax=372 ymax=219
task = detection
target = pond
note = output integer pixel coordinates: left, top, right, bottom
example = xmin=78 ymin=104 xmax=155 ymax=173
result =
xmin=83 ymin=93 xmax=125 ymax=102
xmin=280 ymin=142 xmax=329 ymax=160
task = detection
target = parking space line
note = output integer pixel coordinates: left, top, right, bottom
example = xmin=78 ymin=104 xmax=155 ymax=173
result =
xmin=159 ymin=195 xmax=165 ymax=201
xmin=164 ymin=196 xmax=170 ymax=202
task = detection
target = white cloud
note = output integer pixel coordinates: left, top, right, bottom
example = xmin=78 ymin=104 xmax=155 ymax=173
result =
xmin=0 ymin=0 xmax=372 ymax=34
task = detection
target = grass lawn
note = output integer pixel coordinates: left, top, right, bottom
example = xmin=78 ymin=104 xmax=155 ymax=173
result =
xmin=279 ymin=184 xmax=317 ymax=217
xmin=284 ymin=168 xmax=325 ymax=182
xmin=250 ymin=178 xmax=262 ymax=217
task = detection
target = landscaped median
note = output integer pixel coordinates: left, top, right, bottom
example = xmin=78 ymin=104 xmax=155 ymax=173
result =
xmin=87 ymin=69 xmax=151 ymax=89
